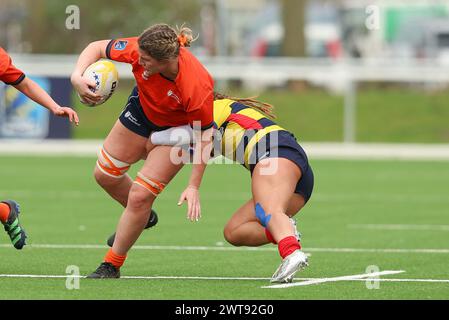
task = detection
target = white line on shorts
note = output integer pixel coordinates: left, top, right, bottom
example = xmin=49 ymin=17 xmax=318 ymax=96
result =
xmin=262 ymin=270 xmax=405 ymax=289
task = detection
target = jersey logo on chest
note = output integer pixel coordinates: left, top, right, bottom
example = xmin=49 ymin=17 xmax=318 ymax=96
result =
xmin=167 ymin=90 xmax=181 ymax=104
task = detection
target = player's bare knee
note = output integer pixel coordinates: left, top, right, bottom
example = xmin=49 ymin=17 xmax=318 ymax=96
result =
xmin=127 ymin=185 xmax=154 ymax=211
xmin=128 ymin=172 xmax=166 ymax=210
xmin=223 ymin=227 xmax=233 ymax=244
xmin=94 ymin=166 xmax=122 ymax=188
xmin=223 ymin=227 xmax=242 ymax=246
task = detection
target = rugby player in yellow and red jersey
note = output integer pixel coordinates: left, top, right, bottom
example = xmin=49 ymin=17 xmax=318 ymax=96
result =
xmin=71 ymin=24 xmax=214 ymax=278
xmin=0 ymin=46 xmax=79 ymax=249
xmin=143 ymin=94 xmax=314 ymax=283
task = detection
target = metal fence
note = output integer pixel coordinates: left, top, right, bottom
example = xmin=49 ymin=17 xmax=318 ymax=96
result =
xmin=10 ymin=54 xmax=449 ymax=142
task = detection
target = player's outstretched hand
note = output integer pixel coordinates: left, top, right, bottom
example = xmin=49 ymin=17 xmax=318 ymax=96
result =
xmin=178 ymin=185 xmax=201 ymax=222
xmin=53 ymin=106 xmax=80 ymax=126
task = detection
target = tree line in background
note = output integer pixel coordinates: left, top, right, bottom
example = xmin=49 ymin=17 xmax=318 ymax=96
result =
xmin=2 ymin=0 xmax=201 ymax=53
xmin=1 ymin=0 xmax=306 ymax=56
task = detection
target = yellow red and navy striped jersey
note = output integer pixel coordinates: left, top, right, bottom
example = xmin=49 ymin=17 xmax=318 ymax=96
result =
xmin=0 ymin=47 xmax=26 ymax=85
xmin=213 ymin=99 xmax=286 ymax=168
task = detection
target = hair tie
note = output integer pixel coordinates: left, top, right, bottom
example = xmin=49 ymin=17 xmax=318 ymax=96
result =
xmin=177 ymin=34 xmax=187 ymax=47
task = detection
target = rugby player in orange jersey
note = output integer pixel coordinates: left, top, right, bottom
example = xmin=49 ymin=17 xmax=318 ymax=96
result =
xmin=0 ymin=47 xmax=79 ymax=249
xmin=71 ymin=24 xmax=214 ymax=278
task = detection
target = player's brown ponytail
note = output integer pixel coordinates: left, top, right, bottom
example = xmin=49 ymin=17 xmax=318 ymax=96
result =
xmin=214 ymin=92 xmax=277 ymax=119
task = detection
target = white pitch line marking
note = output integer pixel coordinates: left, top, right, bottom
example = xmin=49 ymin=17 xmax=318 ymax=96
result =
xmin=262 ymin=270 xmax=405 ymax=289
xmin=0 ymin=244 xmax=277 ymax=251
xmin=348 ymin=224 xmax=449 ymax=232
xmin=0 ymin=274 xmax=270 ymax=280
xmin=304 ymin=248 xmax=449 ymax=254
xmin=0 ymin=274 xmax=74 ymax=279
xmin=1 ymin=244 xmax=449 ymax=254
xmin=351 ymin=278 xmax=449 ymax=283
xmin=2 ymin=273 xmax=449 ymax=286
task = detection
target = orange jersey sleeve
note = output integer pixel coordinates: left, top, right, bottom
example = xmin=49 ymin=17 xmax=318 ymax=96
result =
xmin=0 ymin=47 xmax=26 ymax=85
xmin=176 ymin=48 xmax=214 ymax=129
xmin=105 ymin=37 xmax=139 ymax=65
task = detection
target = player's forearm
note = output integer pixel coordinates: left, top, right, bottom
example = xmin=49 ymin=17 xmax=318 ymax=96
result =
xmin=188 ymin=162 xmax=207 ymax=189
xmin=71 ymin=41 xmax=108 ymax=79
xmin=188 ymin=128 xmax=214 ymax=188
xmin=14 ymin=78 xmax=59 ymax=113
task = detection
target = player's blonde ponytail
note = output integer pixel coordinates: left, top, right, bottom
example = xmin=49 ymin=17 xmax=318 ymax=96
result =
xmin=138 ymin=23 xmax=197 ymax=60
xmin=176 ymin=25 xmax=195 ymax=48
xmin=214 ymin=92 xmax=277 ymax=119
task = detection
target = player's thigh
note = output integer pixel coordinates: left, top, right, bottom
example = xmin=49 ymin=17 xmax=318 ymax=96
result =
xmin=251 ymin=158 xmax=301 ymax=212
xmin=286 ymin=193 xmax=306 ymax=217
xmin=139 ymin=146 xmax=185 ymax=184
xmin=102 ymin=120 xmax=148 ymax=164
xmin=224 ymin=199 xmax=257 ymax=232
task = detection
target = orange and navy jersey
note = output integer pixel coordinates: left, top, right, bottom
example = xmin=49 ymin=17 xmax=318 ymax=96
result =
xmin=0 ymin=47 xmax=26 ymax=85
xmin=106 ymin=37 xmax=214 ymax=129
xmin=213 ymin=99 xmax=286 ymax=168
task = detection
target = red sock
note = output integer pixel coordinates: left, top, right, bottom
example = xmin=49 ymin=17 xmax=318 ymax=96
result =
xmin=0 ymin=203 xmax=10 ymax=223
xmin=278 ymin=236 xmax=301 ymax=259
xmin=265 ymin=229 xmax=277 ymax=244
xmin=104 ymin=248 xmax=127 ymax=269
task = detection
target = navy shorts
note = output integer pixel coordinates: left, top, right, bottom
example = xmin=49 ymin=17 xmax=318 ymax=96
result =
xmin=119 ymin=87 xmax=171 ymax=138
xmin=249 ymin=130 xmax=314 ymax=203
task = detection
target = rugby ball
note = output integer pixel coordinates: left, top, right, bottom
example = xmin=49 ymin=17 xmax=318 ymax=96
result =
xmin=80 ymin=60 xmax=118 ymax=106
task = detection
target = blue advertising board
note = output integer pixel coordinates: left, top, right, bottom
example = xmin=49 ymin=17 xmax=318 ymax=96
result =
xmin=0 ymin=77 xmax=72 ymax=139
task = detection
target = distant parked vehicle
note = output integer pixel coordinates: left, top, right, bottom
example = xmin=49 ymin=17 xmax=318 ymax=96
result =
xmin=391 ymin=18 xmax=449 ymax=64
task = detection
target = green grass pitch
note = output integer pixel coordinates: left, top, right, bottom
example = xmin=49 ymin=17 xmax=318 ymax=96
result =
xmin=0 ymin=155 xmax=448 ymax=299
